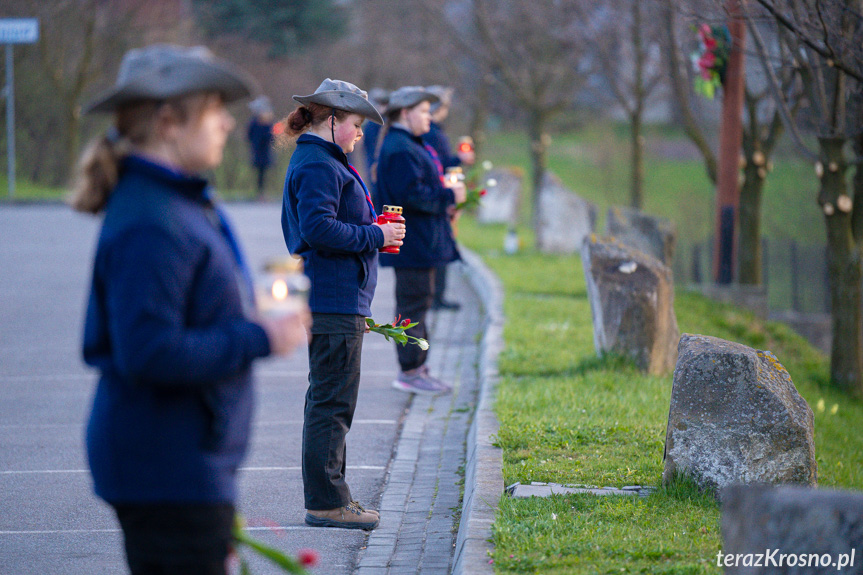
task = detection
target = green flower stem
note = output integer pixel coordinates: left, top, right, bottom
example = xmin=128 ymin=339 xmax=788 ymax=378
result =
xmin=232 ymin=525 xmax=308 ymax=574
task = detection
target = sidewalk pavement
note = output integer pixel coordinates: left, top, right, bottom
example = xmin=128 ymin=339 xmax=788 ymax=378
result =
xmin=0 ymin=203 xmax=503 ymax=574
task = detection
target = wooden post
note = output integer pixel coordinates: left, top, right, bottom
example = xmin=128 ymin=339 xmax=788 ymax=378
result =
xmin=712 ymin=0 xmax=746 ymax=283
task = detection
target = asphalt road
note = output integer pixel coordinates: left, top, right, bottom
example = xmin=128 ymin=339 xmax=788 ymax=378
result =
xmin=0 ymin=203 xmax=411 ymax=574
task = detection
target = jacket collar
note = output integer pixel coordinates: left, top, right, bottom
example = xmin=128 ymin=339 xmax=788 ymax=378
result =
xmin=120 ymin=154 xmax=210 ymax=203
xmin=297 ymin=133 xmax=348 ymax=166
xmin=390 ymin=125 xmax=425 ymax=145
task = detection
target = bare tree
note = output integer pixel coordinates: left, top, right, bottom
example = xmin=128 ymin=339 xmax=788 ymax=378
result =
xmin=45 ymin=0 xmax=143 ymax=183
xmin=744 ymin=0 xmax=863 ymax=394
xmin=4 ymin=0 xmax=155 ymax=184
xmin=439 ymin=0 xmax=589 ymax=245
xmin=661 ymin=0 xmax=720 ymax=185
xmin=737 ymin=35 xmax=801 ymax=285
xmin=582 ymin=0 xmax=665 ymax=210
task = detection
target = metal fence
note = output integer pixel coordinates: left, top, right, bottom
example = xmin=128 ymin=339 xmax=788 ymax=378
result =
xmin=681 ymin=238 xmax=831 ymax=314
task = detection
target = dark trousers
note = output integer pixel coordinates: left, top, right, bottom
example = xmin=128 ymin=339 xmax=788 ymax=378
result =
xmin=433 ymin=264 xmax=448 ymax=304
xmin=303 ymin=313 xmax=365 ymax=510
xmin=114 ymin=503 xmax=234 ymax=575
xmin=394 ymin=267 xmax=435 ymax=372
xmin=255 ymin=166 xmax=268 ymax=196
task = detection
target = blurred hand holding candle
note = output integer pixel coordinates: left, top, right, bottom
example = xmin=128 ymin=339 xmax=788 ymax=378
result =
xmin=257 ymin=256 xmax=311 ymax=317
xmin=256 ymin=256 xmax=312 ymax=355
xmin=444 ymin=167 xmax=467 ymax=206
xmin=456 ymin=136 xmax=476 ymax=165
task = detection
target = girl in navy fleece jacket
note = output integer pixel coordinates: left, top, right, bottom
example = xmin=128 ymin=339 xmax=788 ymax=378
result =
xmin=71 ymin=44 xmax=309 ymax=575
xmin=280 ymin=79 xmax=404 ymax=530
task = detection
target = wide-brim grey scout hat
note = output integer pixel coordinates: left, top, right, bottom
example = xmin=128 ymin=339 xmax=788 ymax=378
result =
xmin=248 ymin=95 xmax=273 ymax=116
xmin=426 ymin=85 xmax=453 ymax=113
xmin=368 ymin=88 xmax=390 ymax=109
xmin=387 ymin=86 xmax=440 ymax=113
xmin=84 ymin=44 xmax=258 ymax=114
xmin=293 ymin=78 xmax=384 ymax=125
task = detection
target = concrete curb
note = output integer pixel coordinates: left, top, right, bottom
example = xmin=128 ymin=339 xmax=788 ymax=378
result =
xmin=452 ymin=248 xmax=505 ymax=574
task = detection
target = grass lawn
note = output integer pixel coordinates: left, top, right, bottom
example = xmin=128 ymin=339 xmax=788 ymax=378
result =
xmin=455 ymin=218 xmax=863 ymax=574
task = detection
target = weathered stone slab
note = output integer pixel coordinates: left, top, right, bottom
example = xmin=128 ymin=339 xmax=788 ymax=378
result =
xmin=581 ymin=235 xmax=679 ymax=374
xmin=506 ymin=482 xmax=654 ymax=498
xmin=663 ymin=334 xmax=817 ymax=491
xmin=537 ymin=171 xmax=596 ymax=253
xmin=605 ymin=206 xmax=676 ymax=266
xmin=477 ymin=167 xmax=521 ymax=225
xmin=721 ymin=484 xmax=862 ymax=573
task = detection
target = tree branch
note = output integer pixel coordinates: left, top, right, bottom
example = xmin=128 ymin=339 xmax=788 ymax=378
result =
xmin=753 ymin=0 xmax=863 ymax=82
xmin=743 ymin=4 xmax=819 ymax=161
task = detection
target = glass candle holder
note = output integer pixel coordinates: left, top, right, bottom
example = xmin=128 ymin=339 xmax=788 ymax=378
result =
xmin=445 ymin=166 xmax=465 ymax=187
xmin=257 ymin=256 xmax=310 ymax=317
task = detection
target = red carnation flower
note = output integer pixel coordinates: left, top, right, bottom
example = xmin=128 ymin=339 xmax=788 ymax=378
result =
xmin=297 ymin=548 xmax=319 ymax=567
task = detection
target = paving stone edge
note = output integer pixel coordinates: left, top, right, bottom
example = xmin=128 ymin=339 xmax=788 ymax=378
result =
xmin=452 ymin=248 xmax=505 ymax=575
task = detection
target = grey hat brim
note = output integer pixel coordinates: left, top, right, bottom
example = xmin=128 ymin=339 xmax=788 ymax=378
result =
xmin=387 ymin=89 xmax=440 ymax=113
xmin=293 ymin=91 xmax=384 ymax=125
xmin=84 ymin=59 xmax=257 ymax=114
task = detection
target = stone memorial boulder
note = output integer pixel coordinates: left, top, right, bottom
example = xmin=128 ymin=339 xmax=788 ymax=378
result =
xmin=581 ymin=235 xmax=679 ymax=374
xmin=721 ymin=485 xmax=862 ymax=574
xmin=537 ymin=172 xmax=596 ymax=253
xmin=663 ymin=334 xmax=817 ymax=491
xmin=477 ymin=167 xmax=521 ymax=225
xmin=605 ymin=206 xmax=676 ymax=266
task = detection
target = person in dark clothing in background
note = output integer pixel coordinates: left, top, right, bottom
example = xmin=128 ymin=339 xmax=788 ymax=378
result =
xmin=375 ymin=86 xmax=466 ymax=396
xmin=279 ymin=79 xmax=405 ymax=531
xmin=361 ymin=88 xmax=389 ymax=180
xmin=70 ymin=44 xmax=310 ymax=575
xmin=422 ymin=86 xmax=475 ymax=310
xmin=247 ymin=96 xmax=275 ymax=199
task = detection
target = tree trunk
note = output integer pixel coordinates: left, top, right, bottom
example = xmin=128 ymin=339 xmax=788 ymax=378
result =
xmin=629 ymin=0 xmax=645 ymax=210
xmin=819 ymin=136 xmax=863 ymax=394
xmin=737 ymin=162 xmax=765 ymax=285
xmin=528 ymin=107 xmax=548 ymax=248
xmin=60 ymin=107 xmax=80 ymax=186
xmin=630 ymin=109 xmax=644 ymax=210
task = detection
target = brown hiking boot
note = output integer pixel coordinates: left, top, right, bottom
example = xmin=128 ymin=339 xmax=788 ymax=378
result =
xmin=305 ymin=501 xmax=379 ymax=530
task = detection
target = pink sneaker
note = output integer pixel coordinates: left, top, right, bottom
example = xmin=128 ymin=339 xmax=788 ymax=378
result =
xmin=392 ymin=369 xmax=450 ymax=395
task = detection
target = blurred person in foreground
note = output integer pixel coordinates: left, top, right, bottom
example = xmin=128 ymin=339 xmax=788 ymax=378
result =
xmin=423 ymin=85 xmax=475 ymax=311
xmin=374 ymin=86 xmax=466 ymax=396
xmin=279 ymin=79 xmax=405 ymax=530
xmin=70 ymin=44 xmax=310 ymax=575
xmin=246 ymin=95 xmax=276 ymax=199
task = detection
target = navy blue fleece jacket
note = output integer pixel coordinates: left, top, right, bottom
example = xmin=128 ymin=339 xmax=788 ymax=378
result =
xmin=83 ymin=155 xmax=271 ymax=505
xmin=281 ymin=134 xmax=384 ymax=316
xmin=375 ymin=126 xmax=459 ymax=268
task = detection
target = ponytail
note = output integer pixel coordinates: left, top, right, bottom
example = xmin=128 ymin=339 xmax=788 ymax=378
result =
xmin=276 ymin=103 xmax=350 ymax=148
xmin=68 ymin=131 xmax=130 ymax=214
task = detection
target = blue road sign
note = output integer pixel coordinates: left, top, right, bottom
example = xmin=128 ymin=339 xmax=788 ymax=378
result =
xmin=0 ymin=19 xmax=39 ymax=44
